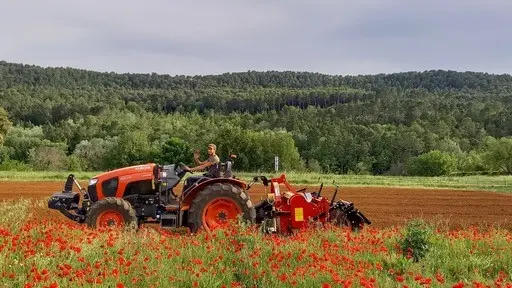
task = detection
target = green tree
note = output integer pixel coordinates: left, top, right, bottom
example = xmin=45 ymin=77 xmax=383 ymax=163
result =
xmin=457 ymin=150 xmax=487 ymax=173
xmin=3 ymin=126 xmax=45 ymax=162
xmin=28 ymin=140 xmax=68 ymax=171
xmin=105 ymin=131 xmax=151 ymax=169
xmin=406 ymin=150 xmax=458 ymax=176
xmin=259 ymin=130 xmax=304 ymax=171
xmin=0 ymin=107 xmax=12 ymax=146
xmin=158 ymin=137 xmax=193 ymax=165
xmin=481 ymin=136 xmax=512 ymax=174
xmin=73 ymin=138 xmax=116 ymax=171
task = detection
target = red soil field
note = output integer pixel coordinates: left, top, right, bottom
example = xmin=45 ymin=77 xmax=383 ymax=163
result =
xmin=1 ymin=181 xmax=512 ymax=230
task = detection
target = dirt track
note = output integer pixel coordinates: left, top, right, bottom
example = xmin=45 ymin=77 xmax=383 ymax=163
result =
xmin=2 ymin=181 xmax=512 ymax=230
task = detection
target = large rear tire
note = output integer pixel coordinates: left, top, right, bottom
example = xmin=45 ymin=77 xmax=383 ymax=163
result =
xmin=187 ymin=183 xmax=256 ymax=233
xmin=85 ymin=197 xmax=138 ymax=230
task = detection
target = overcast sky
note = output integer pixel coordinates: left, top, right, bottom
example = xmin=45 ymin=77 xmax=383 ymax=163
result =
xmin=2 ymin=0 xmax=512 ymax=76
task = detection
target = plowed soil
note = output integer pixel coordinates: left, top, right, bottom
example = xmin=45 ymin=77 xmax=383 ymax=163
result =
xmin=2 ymin=181 xmax=512 ymax=230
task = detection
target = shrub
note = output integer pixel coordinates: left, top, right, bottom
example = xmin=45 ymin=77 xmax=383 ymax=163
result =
xmin=28 ymin=145 xmax=68 ymax=171
xmin=406 ymin=150 xmax=457 ymax=176
xmin=0 ymin=159 xmax=33 ymax=171
xmin=398 ymin=219 xmax=433 ymax=262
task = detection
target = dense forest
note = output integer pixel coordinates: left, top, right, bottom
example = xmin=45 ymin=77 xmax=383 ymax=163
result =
xmin=1 ymin=60 xmax=512 ymax=176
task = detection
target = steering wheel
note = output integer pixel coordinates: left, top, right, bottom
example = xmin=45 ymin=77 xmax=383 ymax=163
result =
xmin=178 ymin=162 xmax=193 ymax=174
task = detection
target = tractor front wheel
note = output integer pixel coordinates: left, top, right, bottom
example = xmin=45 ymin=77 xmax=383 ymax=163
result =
xmin=187 ymin=183 xmax=256 ymax=233
xmin=85 ymin=198 xmax=138 ymax=230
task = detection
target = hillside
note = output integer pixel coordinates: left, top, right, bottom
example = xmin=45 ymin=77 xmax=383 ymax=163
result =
xmin=0 ymin=61 xmax=511 ymax=175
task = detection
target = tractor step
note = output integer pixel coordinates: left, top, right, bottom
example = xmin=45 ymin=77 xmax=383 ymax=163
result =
xmin=165 ymin=204 xmax=180 ymax=211
xmin=160 ymin=213 xmax=178 ymax=228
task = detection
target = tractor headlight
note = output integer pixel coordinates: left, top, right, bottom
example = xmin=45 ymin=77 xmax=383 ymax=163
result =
xmin=88 ymin=178 xmax=98 ymax=186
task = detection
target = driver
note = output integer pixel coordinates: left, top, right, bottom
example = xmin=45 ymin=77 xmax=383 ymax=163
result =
xmin=183 ymin=144 xmax=221 ymax=190
xmin=186 ymin=144 xmax=220 ymax=174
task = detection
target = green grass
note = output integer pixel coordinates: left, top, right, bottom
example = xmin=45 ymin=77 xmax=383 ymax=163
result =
xmin=236 ymin=171 xmax=512 ymax=193
xmin=0 ymin=171 xmax=100 ymax=181
xmin=0 ymin=170 xmax=511 ymax=193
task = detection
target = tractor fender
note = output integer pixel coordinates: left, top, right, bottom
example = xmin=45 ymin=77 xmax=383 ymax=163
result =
xmin=181 ymin=178 xmax=247 ymax=210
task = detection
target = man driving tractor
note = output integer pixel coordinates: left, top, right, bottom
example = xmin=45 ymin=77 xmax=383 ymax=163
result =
xmin=183 ymin=144 xmax=221 ymax=190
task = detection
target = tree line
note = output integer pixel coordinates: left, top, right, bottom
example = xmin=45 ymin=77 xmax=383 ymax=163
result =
xmin=0 ymin=61 xmax=511 ymax=176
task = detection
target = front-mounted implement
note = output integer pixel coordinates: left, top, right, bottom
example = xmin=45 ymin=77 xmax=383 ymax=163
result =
xmin=48 ymin=174 xmax=89 ymax=224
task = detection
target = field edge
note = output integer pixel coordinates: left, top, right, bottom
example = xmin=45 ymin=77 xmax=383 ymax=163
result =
xmin=0 ymin=170 xmax=510 ymax=193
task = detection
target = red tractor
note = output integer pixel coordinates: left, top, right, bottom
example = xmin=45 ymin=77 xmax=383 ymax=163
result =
xmin=48 ymin=159 xmax=370 ymax=233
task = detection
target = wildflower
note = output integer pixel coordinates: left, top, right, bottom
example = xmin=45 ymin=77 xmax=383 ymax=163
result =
xmin=435 ymin=273 xmax=445 ymax=284
xmin=191 ymin=258 xmax=203 ymax=265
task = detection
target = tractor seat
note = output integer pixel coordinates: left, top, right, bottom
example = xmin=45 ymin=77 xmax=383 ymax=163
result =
xmin=220 ymin=160 xmax=233 ymax=178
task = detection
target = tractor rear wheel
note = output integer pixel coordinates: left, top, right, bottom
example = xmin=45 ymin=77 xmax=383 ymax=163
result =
xmin=187 ymin=183 xmax=256 ymax=233
xmin=85 ymin=197 xmax=138 ymax=230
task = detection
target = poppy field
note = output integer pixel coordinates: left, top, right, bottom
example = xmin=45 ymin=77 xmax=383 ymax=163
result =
xmin=0 ymin=180 xmax=512 ymax=287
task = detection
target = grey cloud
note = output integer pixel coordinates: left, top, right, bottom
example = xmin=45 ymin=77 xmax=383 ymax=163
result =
xmin=1 ymin=0 xmax=511 ymax=76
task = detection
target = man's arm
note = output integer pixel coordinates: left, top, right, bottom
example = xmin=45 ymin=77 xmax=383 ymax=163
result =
xmin=187 ymin=155 xmax=219 ymax=172
xmin=188 ymin=161 xmax=212 ymax=172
